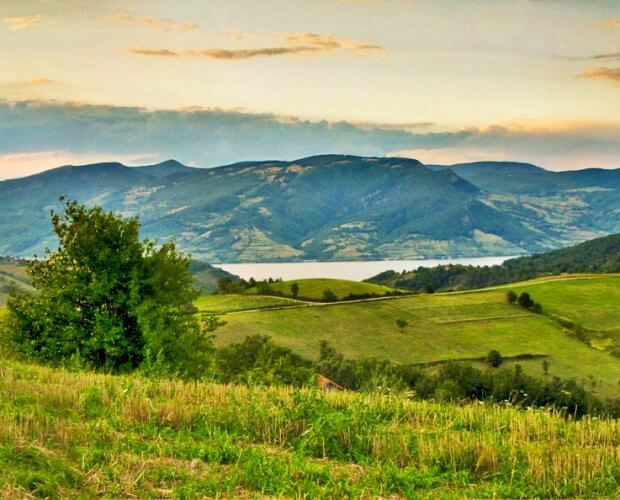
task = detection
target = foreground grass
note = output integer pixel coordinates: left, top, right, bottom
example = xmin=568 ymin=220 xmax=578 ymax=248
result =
xmin=216 ymin=275 xmax=620 ymax=398
xmin=245 ymin=278 xmax=401 ymax=300
xmin=1 ymin=361 xmax=618 ymax=498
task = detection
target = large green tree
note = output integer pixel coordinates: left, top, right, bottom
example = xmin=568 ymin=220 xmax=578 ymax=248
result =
xmin=5 ymin=199 xmax=214 ymax=376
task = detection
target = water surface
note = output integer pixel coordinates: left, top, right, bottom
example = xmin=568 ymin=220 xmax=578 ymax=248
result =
xmin=219 ymin=256 xmax=516 ymax=281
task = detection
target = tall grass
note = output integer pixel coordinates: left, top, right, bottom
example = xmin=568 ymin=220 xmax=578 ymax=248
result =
xmin=0 ymin=360 xmax=618 ymax=498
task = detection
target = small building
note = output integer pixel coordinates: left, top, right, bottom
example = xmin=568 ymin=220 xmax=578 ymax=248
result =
xmin=317 ymin=374 xmax=343 ymax=392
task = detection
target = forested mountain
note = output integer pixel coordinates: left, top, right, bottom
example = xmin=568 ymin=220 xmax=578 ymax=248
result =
xmin=1 ymin=155 xmax=618 ymax=262
xmin=366 ymin=233 xmax=620 ymax=291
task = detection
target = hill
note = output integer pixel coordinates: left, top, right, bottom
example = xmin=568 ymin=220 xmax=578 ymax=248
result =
xmin=0 ymin=257 xmax=33 ymax=304
xmin=366 ymin=233 xmax=620 ymax=292
xmin=245 ymin=278 xmax=402 ymax=301
xmin=0 ymin=360 xmax=617 ymax=498
xmin=1 ymin=155 xmax=619 ymax=261
xmin=213 ymin=275 xmax=620 ymax=398
xmin=0 ymin=256 xmax=235 ymax=303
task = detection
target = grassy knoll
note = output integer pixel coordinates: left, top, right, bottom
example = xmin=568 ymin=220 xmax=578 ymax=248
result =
xmin=509 ymin=275 xmax=620 ymax=332
xmin=215 ymin=275 xmax=620 ymax=399
xmin=245 ymin=277 xmax=401 ymax=300
xmin=1 ymin=361 xmax=618 ymax=498
xmin=195 ymin=294 xmax=305 ymax=314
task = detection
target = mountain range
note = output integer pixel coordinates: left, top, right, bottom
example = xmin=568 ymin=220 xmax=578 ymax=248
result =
xmin=0 ymin=155 xmax=618 ymax=262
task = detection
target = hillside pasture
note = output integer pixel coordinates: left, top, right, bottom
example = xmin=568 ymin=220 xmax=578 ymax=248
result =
xmin=195 ymin=294 xmax=305 ymax=314
xmin=245 ymin=278 xmax=402 ymax=300
xmin=215 ymin=275 xmax=620 ymax=398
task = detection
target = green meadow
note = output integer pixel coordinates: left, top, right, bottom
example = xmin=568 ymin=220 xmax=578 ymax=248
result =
xmin=213 ymin=275 xmax=620 ymax=399
xmin=245 ymin=277 xmax=401 ymax=300
xmin=195 ymin=294 xmax=305 ymax=314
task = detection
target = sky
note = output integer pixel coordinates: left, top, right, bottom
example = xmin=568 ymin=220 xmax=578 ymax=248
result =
xmin=0 ymin=0 xmax=618 ymax=179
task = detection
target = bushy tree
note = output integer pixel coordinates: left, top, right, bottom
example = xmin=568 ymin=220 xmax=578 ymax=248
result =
xmin=506 ymin=290 xmax=517 ymax=304
xmin=518 ymin=292 xmax=534 ymax=309
xmin=5 ymin=199 xmax=214 ymax=376
xmin=486 ymin=349 xmax=503 ymax=368
xmin=396 ymin=318 xmax=408 ymax=330
xmin=291 ymin=282 xmax=299 ymax=298
xmin=322 ymin=289 xmax=337 ymax=302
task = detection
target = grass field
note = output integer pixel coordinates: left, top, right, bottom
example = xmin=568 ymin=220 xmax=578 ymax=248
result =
xmin=508 ymin=275 xmax=620 ymax=332
xmin=195 ymin=294 xmax=305 ymax=314
xmin=1 ymin=360 xmax=617 ymax=498
xmin=214 ymin=275 xmax=620 ymax=399
xmin=245 ymin=278 xmax=401 ymax=300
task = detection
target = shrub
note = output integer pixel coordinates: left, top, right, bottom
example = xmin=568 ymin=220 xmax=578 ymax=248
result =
xmin=506 ymin=290 xmax=517 ymax=304
xmin=396 ymin=318 xmax=408 ymax=330
xmin=322 ymin=289 xmax=338 ymax=302
xmin=485 ymin=350 xmax=503 ymax=368
xmin=517 ymin=292 xmax=534 ymax=309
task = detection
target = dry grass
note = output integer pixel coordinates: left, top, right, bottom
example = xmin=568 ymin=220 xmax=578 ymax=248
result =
xmin=0 ymin=360 xmax=618 ymax=498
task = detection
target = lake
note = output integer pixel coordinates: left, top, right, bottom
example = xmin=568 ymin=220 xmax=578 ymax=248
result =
xmin=219 ymin=256 xmax=516 ymax=281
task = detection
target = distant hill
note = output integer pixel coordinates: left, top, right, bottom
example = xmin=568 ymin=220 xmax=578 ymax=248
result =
xmin=0 ymin=155 xmax=618 ymax=262
xmin=189 ymin=261 xmax=238 ymax=294
xmin=366 ymin=234 xmax=620 ymax=292
xmin=133 ymin=159 xmax=195 ymax=178
xmin=0 ymin=255 xmax=235 ymax=302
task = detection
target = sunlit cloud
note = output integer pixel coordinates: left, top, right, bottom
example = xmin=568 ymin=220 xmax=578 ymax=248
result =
xmin=348 ymin=120 xmax=435 ymax=131
xmin=111 ymin=11 xmax=202 ymax=33
xmin=279 ymin=32 xmax=385 ymax=54
xmin=129 ymin=31 xmax=384 ymax=60
xmin=591 ymin=52 xmax=620 ymax=61
xmin=0 ymin=78 xmax=57 ymax=91
xmin=578 ymin=67 xmax=620 ymax=86
xmin=0 ymin=151 xmax=160 ymax=180
xmin=2 ymin=15 xmax=41 ymax=31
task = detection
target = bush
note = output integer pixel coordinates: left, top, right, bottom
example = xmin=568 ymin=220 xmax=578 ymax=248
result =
xmin=506 ymin=290 xmax=517 ymax=304
xmin=322 ymin=289 xmax=338 ymax=302
xmin=396 ymin=318 xmax=408 ymax=330
xmin=485 ymin=350 xmax=503 ymax=368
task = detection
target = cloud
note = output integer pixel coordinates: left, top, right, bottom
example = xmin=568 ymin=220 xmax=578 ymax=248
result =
xmin=279 ymin=32 xmax=385 ymax=54
xmin=0 ymin=78 xmax=57 ymax=91
xmin=605 ymin=19 xmax=620 ymax=28
xmin=0 ymin=100 xmax=618 ymax=175
xmin=129 ymin=46 xmax=323 ymax=60
xmin=2 ymin=15 xmax=41 ymax=31
xmin=0 ymin=151 xmax=159 ymax=180
xmin=111 ymin=11 xmax=201 ymax=33
xmin=129 ymin=32 xmax=384 ymax=60
xmin=591 ymin=52 xmax=620 ymax=61
xmin=349 ymin=120 xmax=435 ymax=131
xmin=578 ymin=67 xmax=620 ymax=86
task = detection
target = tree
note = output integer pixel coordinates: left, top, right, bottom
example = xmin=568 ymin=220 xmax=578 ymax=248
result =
xmin=322 ymin=289 xmax=337 ymax=302
xmin=506 ymin=290 xmax=517 ymax=304
xmin=396 ymin=318 xmax=408 ymax=330
xmin=291 ymin=282 xmax=299 ymax=298
xmin=518 ymin=292 xmax=534 ymax=309
xmin=423 ymin=284 xmax=435 ymax=294
xmin=485 ymin=350 xmax=503 ymax=368
xmin=5 ymin=199 xmax=214 ymax=377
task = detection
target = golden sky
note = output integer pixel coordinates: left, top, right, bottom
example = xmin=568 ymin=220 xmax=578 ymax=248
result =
xmin=0 ymin=0 xmax=618 ymax=177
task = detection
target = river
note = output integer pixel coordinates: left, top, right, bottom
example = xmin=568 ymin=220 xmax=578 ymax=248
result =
xmin=219 ymin=256 xmax=516 ymax=281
